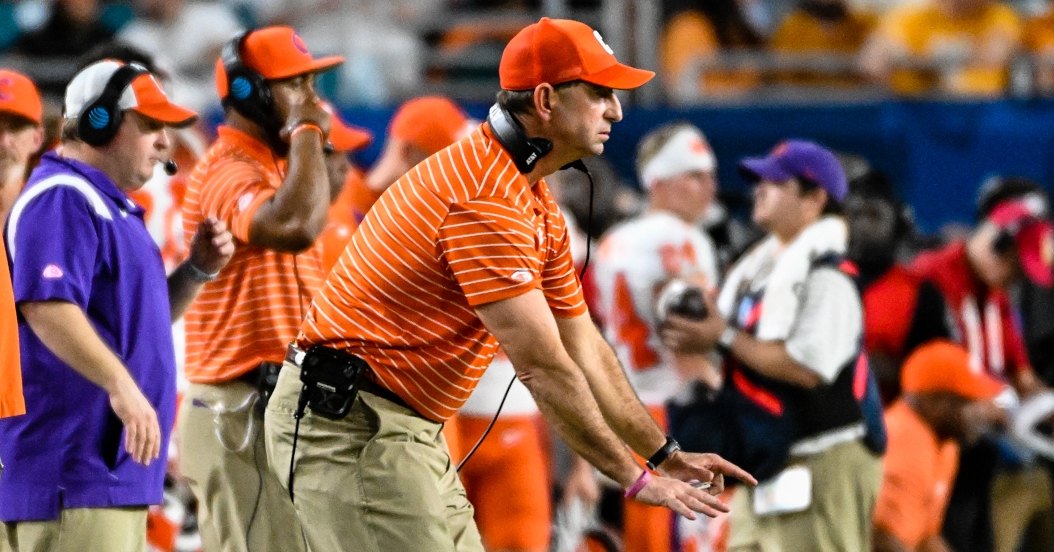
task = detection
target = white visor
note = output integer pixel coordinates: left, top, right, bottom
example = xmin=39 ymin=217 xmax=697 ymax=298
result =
xmin=639 ymin=127 xmax=716 ymax=190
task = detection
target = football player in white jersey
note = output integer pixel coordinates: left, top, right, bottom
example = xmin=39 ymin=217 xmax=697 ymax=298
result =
xmin=591 ymin=122 xmax=722 ymax=552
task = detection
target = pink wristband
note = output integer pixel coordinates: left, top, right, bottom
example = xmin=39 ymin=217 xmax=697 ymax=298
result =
xmin=624 ymin=470 xmax=651 ymax=499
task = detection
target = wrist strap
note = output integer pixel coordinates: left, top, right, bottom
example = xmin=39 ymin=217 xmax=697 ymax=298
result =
xmin=646 ymin=436 xmax=681 ymax=471
xmin=624 ymin=469 xmax=651 ymax=499
xmin=289 ymin=123 xmax=324 ymax=141
xmin=186 ymin=260 xmax=220 ymax=283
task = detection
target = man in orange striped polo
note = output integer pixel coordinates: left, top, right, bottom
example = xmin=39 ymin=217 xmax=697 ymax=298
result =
xmin=178 ymin=26 xmax=341 ymax=552
xmin=264 ymin=17 xmax=755 ymax=552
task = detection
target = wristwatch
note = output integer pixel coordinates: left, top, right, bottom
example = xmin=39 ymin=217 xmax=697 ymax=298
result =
xmin=716 ymin=327 xmax=738 ymax=355
xmin=186 ymin=261 xmax=220 ymax=283
xmin=646 ymin=436 xmax=682 ymax=471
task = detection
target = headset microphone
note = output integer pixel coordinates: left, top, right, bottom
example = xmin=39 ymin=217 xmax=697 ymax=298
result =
xmin=163 ymin=159 xmax=178 ymax=176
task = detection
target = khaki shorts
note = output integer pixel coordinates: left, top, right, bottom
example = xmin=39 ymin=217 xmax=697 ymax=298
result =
xmin=178 ymin=380 xmax=306 ymax=552
xmin=728 ymin=439 xmax=883 ymax=552
xmin=265 ymin=362 xmax=485 ymax=552
xmin=1 ymin=507 xmax=146 ymax=552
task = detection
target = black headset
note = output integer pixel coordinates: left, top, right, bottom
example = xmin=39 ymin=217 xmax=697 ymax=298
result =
xmin=486 ymin=103 xmax=553 ymax=174
xmin=221 ymin=31 xmax=282 ymax=135
xmin=75 ymin=63 xmax=149 ymax=147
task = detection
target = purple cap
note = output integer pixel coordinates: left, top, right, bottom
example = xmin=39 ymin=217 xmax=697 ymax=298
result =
xmin=737 ymin=140 xmax=848 ymax=203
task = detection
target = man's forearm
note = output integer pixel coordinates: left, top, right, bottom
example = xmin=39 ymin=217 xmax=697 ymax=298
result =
xmin=272 ymin=130 xmax=330 ymax=239
xmin=167 ymin=262 xmax=206 ymax=322
xmin=19 ymin=301 xmax=138 ymax=394
xmin=560 ymin=318 xmax=666 ymax=459
xmin=520 ymin=352 xmax=646 ymax=488
xmin=726 ymin=332 xmax=821 ymax=388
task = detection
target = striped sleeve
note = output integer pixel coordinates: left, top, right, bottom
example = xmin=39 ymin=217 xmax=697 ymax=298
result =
xmin=541 ymin=209 xmax=587 ymax=317
xmin=197 ymin=158 xmax=275 ymax=242
xmin=437 ymin=198 xmax=542 ymax=307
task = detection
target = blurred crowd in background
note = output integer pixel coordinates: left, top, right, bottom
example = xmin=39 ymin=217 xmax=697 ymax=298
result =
xmin=10 ymin=0 xmax=1054 ymax=110
xmin=6 ymin=2 xmax=1054 ymax=552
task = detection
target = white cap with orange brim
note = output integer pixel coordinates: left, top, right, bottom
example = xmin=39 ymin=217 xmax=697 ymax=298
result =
xmin=65 ymin=60 xmax=197 ymax=127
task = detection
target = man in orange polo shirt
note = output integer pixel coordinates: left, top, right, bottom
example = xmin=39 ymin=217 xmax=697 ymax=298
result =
xmin=0 ymin=70 xmax=42 ymax=419
xmin=874 ymin=340 xmax=1010 ymax=552
xmin=265 ymin=17 xmax=755 ymax=552
xmin=178 ymin=26 xmax=341 ymax=552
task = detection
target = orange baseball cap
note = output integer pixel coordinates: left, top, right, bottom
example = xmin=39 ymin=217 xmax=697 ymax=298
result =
xmin=499 ymin=18 xmax=654 ymax=91
xmin=66 ymin=61 xmax=197 ymax=126
xmin=902 ymin=340 xmax=1007 ymax=401
xmin=0 ymin=70 xmax=42 ymax=124
xmin=322 ymin=102 xmax=372 ymax=153
xmin=389 ymin=96 xmax=471 ymax=156
xmin=216 ymin=26 xmax=344 ymax=99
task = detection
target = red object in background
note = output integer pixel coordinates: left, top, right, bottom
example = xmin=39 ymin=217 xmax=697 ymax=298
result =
xmin=862 ymin=265 xmax=920 ymax=363
xmin=147 ymin=503 xmax=179 ymax=552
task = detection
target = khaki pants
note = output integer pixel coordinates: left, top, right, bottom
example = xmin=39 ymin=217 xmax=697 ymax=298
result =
xmin=1 ymin=507 xmax=146 ymax=552
xmin=992 ymin=464 xmax=1054 ymax=552
xmin=178 ymin=381 xmax=306 ymax=552
xmin=728 ymin=439 xmax=883 ymax=552
xmin=265 ymin=362 xmax=485 ymax=552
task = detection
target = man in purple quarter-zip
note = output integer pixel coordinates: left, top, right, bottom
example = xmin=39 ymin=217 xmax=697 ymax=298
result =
xmin=0 ymin=60 xmax=234 ymax=552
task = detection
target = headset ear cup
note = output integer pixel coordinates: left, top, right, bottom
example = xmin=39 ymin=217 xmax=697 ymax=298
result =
xmin=77 ymin=100 xmax=123 ymax=147
xmin=225 ymin=69 xmax=279 ymax=132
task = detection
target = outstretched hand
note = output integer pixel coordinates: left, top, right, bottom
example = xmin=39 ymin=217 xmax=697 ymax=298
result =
xmin=633 ymin=473 xmax=728 ymax=519
xmin=658 ymin=450 xmax=758 ymax=495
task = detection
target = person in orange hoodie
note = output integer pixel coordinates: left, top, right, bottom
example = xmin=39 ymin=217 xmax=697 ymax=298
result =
xmin=0 ymin=69 xmax=43 ymax=420
xmin=874 ymin=340 xmax=1010 ymax=552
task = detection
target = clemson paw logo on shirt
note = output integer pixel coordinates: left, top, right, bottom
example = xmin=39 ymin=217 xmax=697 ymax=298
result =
xmin=511 ymin=270 xmax=533 ymax=283
xmin=42 ymin=264 xmax=64 ymax=279
xmin=237 ymin=192 xmax=254 ymax=212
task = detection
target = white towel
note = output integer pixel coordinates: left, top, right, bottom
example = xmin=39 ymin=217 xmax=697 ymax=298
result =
xmin=717 ymin=216 xmax=848 ymax=341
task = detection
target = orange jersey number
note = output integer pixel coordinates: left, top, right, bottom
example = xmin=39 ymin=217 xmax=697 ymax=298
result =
xmin=612 ymin=272 xmax=660 ymax=370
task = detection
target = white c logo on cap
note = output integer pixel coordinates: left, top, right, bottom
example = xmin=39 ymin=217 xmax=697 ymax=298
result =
xmin=593 ymin=30 xmax=614 ymax=55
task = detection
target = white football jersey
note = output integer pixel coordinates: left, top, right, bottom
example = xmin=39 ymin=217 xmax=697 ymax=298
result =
xmin=592 ymin=211 xmax=719 ymax=405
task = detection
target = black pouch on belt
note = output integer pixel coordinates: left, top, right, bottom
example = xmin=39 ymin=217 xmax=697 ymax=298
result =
xmin=298 ymin=345 xmax=368 ymax=419
xmin=254 ymin=362 xmax=283 ymax=417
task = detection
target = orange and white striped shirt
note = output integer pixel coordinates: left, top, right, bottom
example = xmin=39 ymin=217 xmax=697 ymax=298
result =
xmin=183 ymin=126 xmax=325 ymax=383
xmin=300 ymin=123 xmax=587 ymax=421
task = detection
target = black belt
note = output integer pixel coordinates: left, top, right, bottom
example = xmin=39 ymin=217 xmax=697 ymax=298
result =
xmin=284 ymin=345 xmax=419 ymax=416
